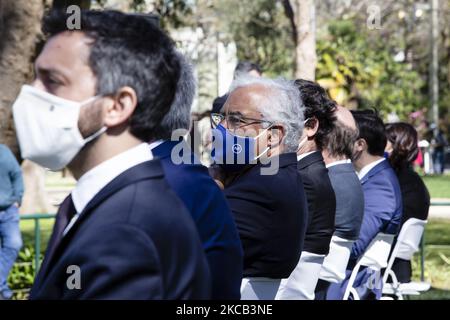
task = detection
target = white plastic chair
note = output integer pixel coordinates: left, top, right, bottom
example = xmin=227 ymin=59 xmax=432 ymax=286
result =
xmin=343 ymin=233 xmax=395 ymax=300
xmin=275 ymin=251 xmax=326 ymax=300
xmin=240 ymin=277 xmax=281 ymax=300
xmin=319 ymin=236 xmax=355 ymax=284
xmin=382 ymin=218 xmax=430 ymax=300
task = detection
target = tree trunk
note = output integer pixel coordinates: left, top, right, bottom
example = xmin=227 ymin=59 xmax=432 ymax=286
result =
xmin=284 ymin=0 xmax=317 ymax=80
xmin=0 ymin=0 xmax=49 ymax=156
xmin=0 ymin=0 xmax=53 ymax=213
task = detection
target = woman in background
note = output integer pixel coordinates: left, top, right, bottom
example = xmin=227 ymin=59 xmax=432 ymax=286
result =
xmin=385 ymin=122 xmax=430 ymax=283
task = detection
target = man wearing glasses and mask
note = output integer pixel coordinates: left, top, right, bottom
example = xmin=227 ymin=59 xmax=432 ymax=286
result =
xmin=209 ymin=76 xmax=309 ymax=300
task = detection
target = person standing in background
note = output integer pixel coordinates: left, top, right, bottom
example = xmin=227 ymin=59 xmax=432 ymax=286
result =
xmin=0 ymin=144 xmax=24 ymax=300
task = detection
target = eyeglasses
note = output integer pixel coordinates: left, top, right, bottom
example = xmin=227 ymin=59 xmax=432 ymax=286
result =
xmin=211 ymin=112 xmax=273 ymax=132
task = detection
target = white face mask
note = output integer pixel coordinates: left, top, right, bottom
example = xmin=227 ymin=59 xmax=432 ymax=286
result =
xmin=12 ymin=85 xmax=106 ymax=171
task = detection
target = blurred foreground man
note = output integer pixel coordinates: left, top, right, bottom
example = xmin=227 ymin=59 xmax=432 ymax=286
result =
xmin=13 ymin=10 xmax=210 ymax=299
xmin=0 ymin=145 xmax=24 ymax=300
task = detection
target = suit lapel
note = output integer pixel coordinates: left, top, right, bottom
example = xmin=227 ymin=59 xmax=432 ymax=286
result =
xmin=32 ymin=159 xmax=165 ymax=292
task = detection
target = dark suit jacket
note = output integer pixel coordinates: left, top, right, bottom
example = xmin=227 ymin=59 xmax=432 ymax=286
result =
xmin=298 ymin=151 xmax=336 ymax=255
xmin=224 ymin=152 xmax=308 ymax=278
xmin=397 ymin=165 xmax=430 ymax=225
xmin=152 ymin=140 xmax=243 ymax=300
xmin=327 ymin=162 xmax=364 ymax=241
xmin=30 ymin=159 xmax=211 ymax=300
xmin=212 ymin=94 xmax=228 ymax=114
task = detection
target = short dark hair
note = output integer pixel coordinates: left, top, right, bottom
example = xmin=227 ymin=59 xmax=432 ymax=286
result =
xmin=385 ymin=122 xmax=419 ymax=171
xmin=351 ymin=109 xmax=387 ymax=156
xmin=294 ymin=79 xmax=337 ymax=150
xmin=234 ymin=61 xmax=262 ymax=77
xmin=42 ymin=9 xmax=180 ymax=142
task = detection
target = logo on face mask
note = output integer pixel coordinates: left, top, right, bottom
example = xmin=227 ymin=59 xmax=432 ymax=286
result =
xmin=232 ymin=144 xmax=243 ymax=154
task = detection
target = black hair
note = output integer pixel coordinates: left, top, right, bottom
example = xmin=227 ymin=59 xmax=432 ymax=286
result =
xmin=42 ymin=9 xmax=180 ymax=142
xmin=234 ymin=61 xmax=262 ymax=77
xmin=351 ymin=109 xmax=387 ymax=156
xmin=385 ymin=122 xmax=419 ymax=172
xmin=294 ymin=79 xmax=337 ymax=150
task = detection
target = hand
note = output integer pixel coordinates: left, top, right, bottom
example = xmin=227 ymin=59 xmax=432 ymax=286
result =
xmin=13 ymin=202 xmax=19 ymax=208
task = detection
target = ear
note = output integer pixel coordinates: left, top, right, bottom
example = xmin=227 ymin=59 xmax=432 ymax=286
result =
xmin=305 ymin=117 xmax=319 ymax=138
xmin=268 ymin=125 xmax=285 ymax=147
xmin=103 ymin=86 xmax=138 ymax=127
xmin=354 ymin=138 xmax=367 ymax=152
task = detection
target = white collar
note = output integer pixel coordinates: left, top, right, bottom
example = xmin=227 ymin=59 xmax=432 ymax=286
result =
xmin=326 ymin=159 xmax=351 ymax=168
xmin=297 ymin=150 xmax=318 ymax=162
xmin=71 ymin=143 xmax=153 ymax=214
xmin=148 ymin=139 xmax=164 ymax=151
xmin=357 ymin=158 xmax=385 ymax=180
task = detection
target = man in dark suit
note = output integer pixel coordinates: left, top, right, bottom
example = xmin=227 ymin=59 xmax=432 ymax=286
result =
xmin=16 ymin=10 xmax=210 ymax=299
xmin=276 ymin=80 xmax=336 ymax=299
xmin=315 ymin=106 xmax=364 ymax=300
xmin=149 ymin=53 xmax=243 ymax=299
xmin=210 ymin=76 xmax=309 ymax=299
xmin=327 ymin=110 xmax=403 ymax=300
xmin=294 ymin=79 xmax=336 ymax=257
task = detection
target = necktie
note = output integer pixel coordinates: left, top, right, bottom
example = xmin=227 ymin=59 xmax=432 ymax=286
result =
xmin=39 ymin=195 xmax=77 ymax=273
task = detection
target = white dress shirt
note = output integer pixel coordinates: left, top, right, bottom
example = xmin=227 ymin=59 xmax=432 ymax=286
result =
xmin=63 ymin=143 xmax=153 ymax=236
xmin=325 ymin=159 xmax=351 ymax=169
xmin=357 ymin=158 xmax=385 ymax=181
xmin=297 ymin=151 xmax=318 ymax=162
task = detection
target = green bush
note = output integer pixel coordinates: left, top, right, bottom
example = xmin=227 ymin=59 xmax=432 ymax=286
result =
xmin=7 ymin=245 xmax=40 ymax=300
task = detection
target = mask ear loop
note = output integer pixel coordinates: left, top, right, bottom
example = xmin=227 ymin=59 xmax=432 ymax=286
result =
xmin=80 ymin=95 xmax=108 ymax=143
xmin=297 ymin=117 xmax=312 ymax=152
xmin=254 ymin=124 xmax=276 ymax=160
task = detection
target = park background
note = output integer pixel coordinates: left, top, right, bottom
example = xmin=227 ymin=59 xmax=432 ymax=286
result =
xmin=0 ymin=0 xmax=449 ymax=299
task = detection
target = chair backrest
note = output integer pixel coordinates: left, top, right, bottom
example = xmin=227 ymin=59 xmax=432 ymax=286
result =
xmin=275 ymin=251 xmax=325 ymax=300
xmin=241 ymin=277 xmax=281 ymax=300
xmin=359 ymin=233 xmax=395 ymax=271
xmin=319 ymin=236 xmax=355 ymax=283
xmin=343 ymin=233 xmax=395 ymax=300
xmin=383 ymin=218 xmax=427 ymax=284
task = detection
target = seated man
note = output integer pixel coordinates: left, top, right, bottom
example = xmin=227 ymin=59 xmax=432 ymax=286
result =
xmin=149 ymin=53 xmax=243 ymax=300
xmin=276 ymin=80 xmax=336 ymax=300
xmin=315 ymin=106 xmax=364 ymax=300
xmin=210 ymin=76 xmax=308 ymax=298
xmin=327 ymin=110 xmax=403 ymax=300
xmin=294 ymin=79 xmax=336 ymax=258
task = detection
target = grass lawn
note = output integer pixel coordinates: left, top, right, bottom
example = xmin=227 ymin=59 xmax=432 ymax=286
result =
xmin=422 ymin=174 xmax=450 ymax=199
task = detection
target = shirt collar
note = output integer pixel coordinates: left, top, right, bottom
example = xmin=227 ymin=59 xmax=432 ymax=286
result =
xmin=148 ymin=139 xmax=164 ymax=151
xmin=297 ymin=150 xmax=318 ymax=162
xmin=326 ymin=159 xmax=351 ymax=168
xmin=357 ymin=158 xmax=385 ymax=180
xmin=71 ymin=143 xmax=153 ymax=213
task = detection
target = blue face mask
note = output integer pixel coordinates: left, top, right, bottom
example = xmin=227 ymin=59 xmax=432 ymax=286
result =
xmin=211 ymin=124 xmax=270 ymax=172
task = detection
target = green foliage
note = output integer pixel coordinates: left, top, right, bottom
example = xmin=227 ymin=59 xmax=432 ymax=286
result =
xmin=8 ymin=246 xmax=39 ymax=300
xmin=217 ymin=0 xmax=294 ymax=77
xmin=316 ymin=20 xmax=425 ymax=117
